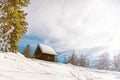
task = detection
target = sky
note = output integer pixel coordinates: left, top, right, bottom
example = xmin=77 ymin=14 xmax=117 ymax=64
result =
xmin=19 ymin=0 xmax=120 ymax=54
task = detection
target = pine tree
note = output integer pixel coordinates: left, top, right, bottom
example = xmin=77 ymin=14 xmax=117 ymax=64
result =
xmin=95 ymin=52 xmax=109 ymax=70
xmin=78 ymin=54 xmax=89 ymax=67
xmin=113 ymin=53 xmax=120 ymax=71
xmin=22 ymin=44 xmax=31 ymax=58
xmin=0 ymin=0 xmax=29 ymax=52
xmin=68 ymin=50 xmax=78 ymax=65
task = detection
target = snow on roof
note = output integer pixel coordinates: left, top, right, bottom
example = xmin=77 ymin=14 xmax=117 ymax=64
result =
xmin=38 ymin=44 xmax=57 ymax=55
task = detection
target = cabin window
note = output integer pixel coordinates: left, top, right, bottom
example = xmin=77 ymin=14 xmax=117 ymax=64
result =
xmin=48 ymin=56 xmax=51 ymax=60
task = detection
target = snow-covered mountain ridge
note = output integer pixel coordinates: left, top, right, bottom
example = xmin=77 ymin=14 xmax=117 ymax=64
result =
xmin=0 ymin=52 xmax=120 ymax=80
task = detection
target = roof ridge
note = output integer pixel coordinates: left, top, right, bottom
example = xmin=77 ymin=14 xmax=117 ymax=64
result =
xmin=38 ymin=43 xmax=57 ymax=55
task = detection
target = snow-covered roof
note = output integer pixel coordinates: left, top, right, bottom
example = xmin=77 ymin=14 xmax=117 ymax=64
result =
xmin=38 ymin=44 xmax=57 ymax=55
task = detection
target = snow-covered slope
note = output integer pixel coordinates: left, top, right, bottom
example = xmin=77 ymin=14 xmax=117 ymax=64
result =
xmin=0 ymin=52 xmax=120 ymax=80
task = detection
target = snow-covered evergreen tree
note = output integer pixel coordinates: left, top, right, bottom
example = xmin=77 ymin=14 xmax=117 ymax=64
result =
xmin=0 ymin=0 xmax=29 ymax=52
xmin=68 ymin=50 xmax=78 ymax=65
xmin=113 ymin=53 xmax=120 ymax=71
xmin=95 ymin=52 xmax=109 ymax=70
xmin=78 ymin=54 xmax=89 ymax=67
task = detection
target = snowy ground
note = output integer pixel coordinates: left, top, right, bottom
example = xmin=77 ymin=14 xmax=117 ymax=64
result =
xmin=0 ymin=52 xmax=120 ymax=80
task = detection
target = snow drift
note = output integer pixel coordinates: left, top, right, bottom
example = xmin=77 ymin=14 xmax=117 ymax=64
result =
xmin=0 ymin=52 xmax=120 ymax=80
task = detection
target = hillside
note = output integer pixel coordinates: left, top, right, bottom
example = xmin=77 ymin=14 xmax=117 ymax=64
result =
xmin=0 ymin=52 xmax=120 ymax=80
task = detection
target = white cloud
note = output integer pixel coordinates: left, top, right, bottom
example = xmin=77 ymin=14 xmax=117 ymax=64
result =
xmin=25 ymin=0 xmax=120 ymax=52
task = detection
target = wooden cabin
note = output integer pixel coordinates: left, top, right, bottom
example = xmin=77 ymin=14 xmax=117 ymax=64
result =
xmin=33 ymin=44 xmax=57 ymax=62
